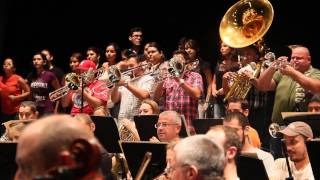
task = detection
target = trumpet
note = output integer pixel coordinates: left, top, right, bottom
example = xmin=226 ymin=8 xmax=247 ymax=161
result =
xmin=268 ymin=123 xmax=285 ymax=138
xmin=105 ymin=63 xmax=161 ymax=88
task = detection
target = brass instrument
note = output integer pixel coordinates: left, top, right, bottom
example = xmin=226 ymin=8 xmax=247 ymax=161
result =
xmin=268 ymin=123 xmax=283 ymax=138
xmin=49 ymin=73 xmax=81 ymax=101
xmin=224 ymin=62 xmax=258 ymax=101
xmin=106 ymin=63 xmax=153 ymax=88
xmin=219 ymin=0 xmax=274 ymax=48
xmin=166 ymin=57 xmax=200 ymax=79
xmin=220 ymin=0 xmax=274 ymax=101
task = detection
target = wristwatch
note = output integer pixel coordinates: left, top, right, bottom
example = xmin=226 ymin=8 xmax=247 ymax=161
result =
xmin=124 ymin=82 xmax=129 ymax=88
xmin=179 ymin=78 xmax=185 ymax=86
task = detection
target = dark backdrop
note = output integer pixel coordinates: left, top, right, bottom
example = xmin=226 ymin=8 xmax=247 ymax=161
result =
xmin=1 ymin=0 xmax=319 ymax=76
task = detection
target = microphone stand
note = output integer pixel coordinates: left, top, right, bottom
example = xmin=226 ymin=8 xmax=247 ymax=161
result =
xmin=80 ymin=76 xmax=84 ymax=113
xmin=281 ymin=139 xmax=294 ymax=180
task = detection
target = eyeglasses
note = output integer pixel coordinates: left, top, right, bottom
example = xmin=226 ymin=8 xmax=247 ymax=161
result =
xmin=166 ymin=163 xmax=190 ymax=175
xmin=154 ymin=122 xmax=177 ymax=129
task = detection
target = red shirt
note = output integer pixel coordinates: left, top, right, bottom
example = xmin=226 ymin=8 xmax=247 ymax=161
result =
xmin=0 ymin=74 xmax=22 ymax=114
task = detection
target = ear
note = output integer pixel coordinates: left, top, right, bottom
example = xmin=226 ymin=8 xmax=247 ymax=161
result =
xmin=59 ymin=150 xmax=76 ymax=167
xmin=243 ymin=109 xmax=249 ymax=117
xmin=129 ymin=36 xmax=133 ymax=41
xmin=226 ymin=146 xmax=238 ymax=161
xmin=176 ymin=125 xmax=182 ymax=134
xmin=90 ymin=123 xmax=96 ymax=132
xmin=244 ymin=125 xmax=249 ymax=136
xmin=185 ymin=165 xmax=198 ymax=180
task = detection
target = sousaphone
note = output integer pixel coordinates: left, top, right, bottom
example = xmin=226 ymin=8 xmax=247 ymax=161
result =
xmin=219 ymin=0 xmax=274 ymax=48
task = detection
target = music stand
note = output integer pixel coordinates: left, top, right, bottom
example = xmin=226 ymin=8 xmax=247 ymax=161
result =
xmin=90 ymin=116 xmax=121 ymax=153
xmin=192 ymin=118 xmax=223 ymax=134
xmin=180 ymin=115 xmax=190 ymax=137
xmin=0 ymin=142 xmax=17 ymax=180
xmin=134 ymin=115 xmax=159 ymax=141
xmin=119 ymin=141 xmax=168 ymax=179
xmin=282 ymin=112 xmax=320 ymax=138
xmin=306 ymin=140 xmax=320 ymax=179
xmin=237 ymin=154 xmax=268 ymax=180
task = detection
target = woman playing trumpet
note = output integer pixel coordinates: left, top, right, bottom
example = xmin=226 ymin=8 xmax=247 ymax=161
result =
xmin=61 ymin=60 xmax=109 ymax=116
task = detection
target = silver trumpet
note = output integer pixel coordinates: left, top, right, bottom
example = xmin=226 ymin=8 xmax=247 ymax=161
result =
xmin=268 ymin=123 xmax=285 ymax=138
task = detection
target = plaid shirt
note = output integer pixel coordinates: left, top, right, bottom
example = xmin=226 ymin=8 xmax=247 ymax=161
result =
xmin=163 ymin=71 xmax=203 ymax=126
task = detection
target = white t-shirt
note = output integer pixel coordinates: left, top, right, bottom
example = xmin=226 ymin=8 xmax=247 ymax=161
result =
xmin=270 ymin=158 xmax=314 ymax=180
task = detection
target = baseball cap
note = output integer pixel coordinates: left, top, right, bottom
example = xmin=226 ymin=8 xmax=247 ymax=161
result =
xmin=278 ymin=121 xmax=313 ymax=139
xmin=76 ymin=60 xmax=97 ymax=70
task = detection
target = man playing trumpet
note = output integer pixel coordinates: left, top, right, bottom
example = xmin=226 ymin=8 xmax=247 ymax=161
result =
xmin=111 ymin=54 xmax=155 ymax=121
xmin=255 ymin=45 xmax=320 ymax=125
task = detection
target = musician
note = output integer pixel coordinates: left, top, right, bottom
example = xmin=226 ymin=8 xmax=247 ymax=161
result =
xmin=307 ymin=94 xmax=320 ymax=112
xmin=269 ymin=121 xmax=314 ymax=180
xmin=0 ymin=57 xmax=30 ymax=123
xmin=206 ymin=125 xmax=242 ymax=180
xmin=223 ymin=45 xmax=271 ymax=149
xmin=128 ymin=27 xmax=144 ymax=55
xmin=154 ymin=50 xmax=203 ymax=129
xmin=15 ymin=114 xmax=108 ymax=180
xmin=256 ymin=45 xmax=320 ymax=125
xmin=226 ymin=97 xmax=262 ymax=148
xmin=18 ymin=100 xmax=38 ymax=119
xmin=0 ymin=101 xmax=38 ymax=142
xmin=167 ymin=135 xmax=225 ymax=180
xmin=26 ymin=52 xmax=60 ymax=117
xmin=223 ymin=112 xmax=275 ymax=178
xmin=150 ymin=110 xmax=181 ymax=142
xmin=111 ymin=54 xmax=155 ymax=121
xmin=184 ymin=39 xmax=213 ymax=119
xmin=61 ymin=60 xmax=109 ymax=116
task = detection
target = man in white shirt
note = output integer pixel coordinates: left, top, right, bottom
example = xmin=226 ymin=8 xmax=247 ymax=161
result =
xmin=270 ymin=121 xmax=314 ymax=180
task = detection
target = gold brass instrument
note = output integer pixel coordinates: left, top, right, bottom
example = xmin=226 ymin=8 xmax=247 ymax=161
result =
xmin=220 ymin=0 xmax=274 ymax=101
xmin=219 ymin=0 xmax=274 ymax=48
xmin=49 ymin=73 xmax=81 ymax=101
xmin=224 ymin=62 xmax=258 ymax=101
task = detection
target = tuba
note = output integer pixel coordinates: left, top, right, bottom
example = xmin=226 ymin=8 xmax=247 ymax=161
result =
xmin=220 ymin=0 xmax=274 ymax=101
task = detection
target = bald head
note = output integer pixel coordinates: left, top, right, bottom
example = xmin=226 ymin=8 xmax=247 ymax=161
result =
xmin=16 ymin=114 xmax=96 ymax=179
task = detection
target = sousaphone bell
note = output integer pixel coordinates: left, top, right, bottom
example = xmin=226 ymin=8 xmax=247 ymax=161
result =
xmin=219 ymin=0 xmax=274 ymax=48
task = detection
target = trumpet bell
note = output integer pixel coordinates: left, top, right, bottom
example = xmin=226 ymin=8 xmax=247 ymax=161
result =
xmin=268 ymin=123 xmax=282 ymax=138
xmin=219 ymin=0 xmax=274 ymax=48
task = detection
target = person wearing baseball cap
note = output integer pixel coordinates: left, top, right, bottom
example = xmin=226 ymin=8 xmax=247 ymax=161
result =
xmin=270 ymin=121 xmax=314 ymax=180
xmin=61 ymin=60 xmax=109 ymax=116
